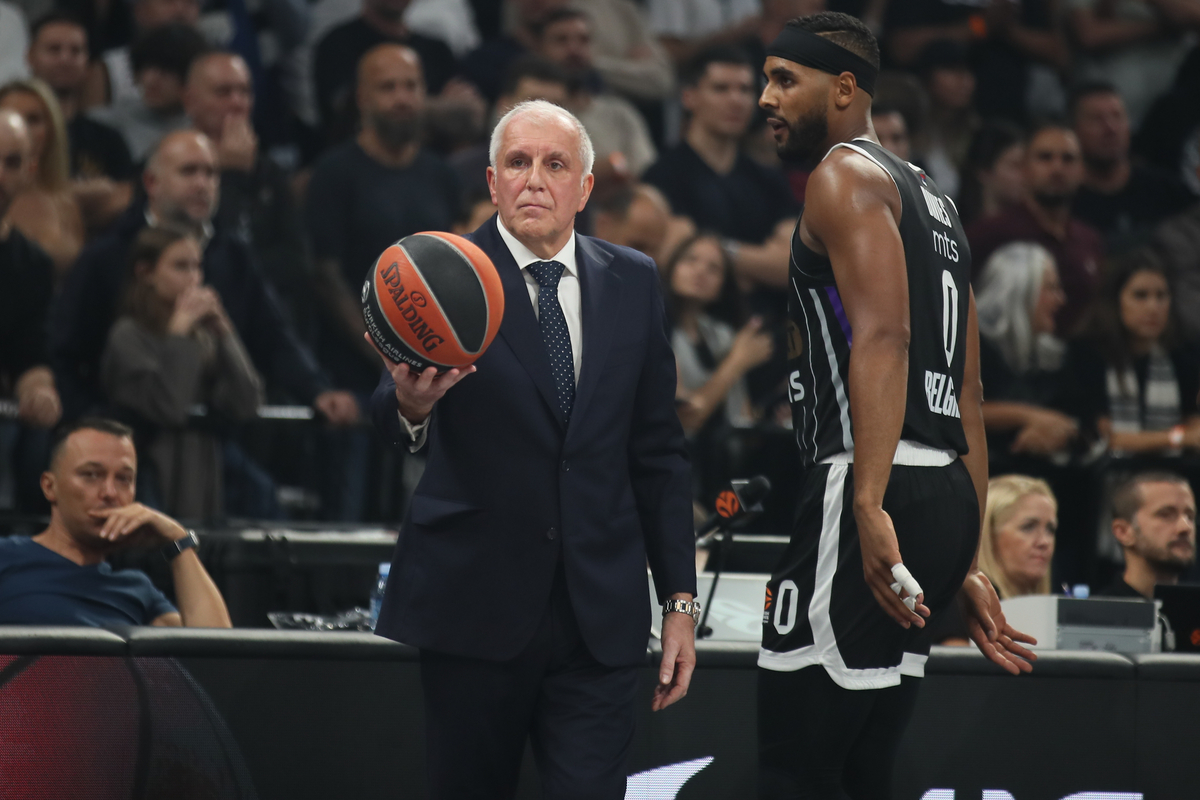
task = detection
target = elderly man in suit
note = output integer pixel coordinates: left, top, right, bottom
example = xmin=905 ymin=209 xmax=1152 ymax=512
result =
xmin=368 ymin=99 xmax=698 ymax=799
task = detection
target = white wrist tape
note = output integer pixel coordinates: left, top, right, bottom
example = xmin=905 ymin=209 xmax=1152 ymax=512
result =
xmin=889 ymin=563 xmax=923 ymax=611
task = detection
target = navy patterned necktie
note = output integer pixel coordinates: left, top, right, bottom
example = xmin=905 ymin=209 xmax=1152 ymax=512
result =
xmin=526 ymin=260 xmax=575 ymax=422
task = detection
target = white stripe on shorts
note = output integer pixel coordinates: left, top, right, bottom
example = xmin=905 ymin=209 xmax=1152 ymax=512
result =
xmin=758 ymin=463 xmax=919 ymax=690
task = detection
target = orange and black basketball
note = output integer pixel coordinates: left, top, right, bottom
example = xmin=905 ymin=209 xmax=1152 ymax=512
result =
xmin=362 ymin=232 xmax=505 ymax=372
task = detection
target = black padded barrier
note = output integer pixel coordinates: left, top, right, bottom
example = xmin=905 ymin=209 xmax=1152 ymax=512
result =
xmin=1 ymin=630 xmax=1198 ymax=799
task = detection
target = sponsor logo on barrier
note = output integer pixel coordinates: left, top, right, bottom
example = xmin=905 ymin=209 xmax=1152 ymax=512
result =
xmin=625 ymin=757 xmax=713 ymax=799
xmin=921 ymin=790 xmax=1142 ymax=799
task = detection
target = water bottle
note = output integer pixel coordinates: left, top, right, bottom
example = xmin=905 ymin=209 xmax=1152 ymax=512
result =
xmin=369 ymin=562 xmax=390 ymax=631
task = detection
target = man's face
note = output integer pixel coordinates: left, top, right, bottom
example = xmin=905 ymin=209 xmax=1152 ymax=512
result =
xmin=926 ymin=66 xmax=974 ymax=111
xmin=760 ymin=57 xmax=831 ymax=164
xmin=146 ymin=132 xmax=219 ymax=224
xmin=1128 ymin=482 xmax=1197 ymax=574
xmin=487 ymin=113 xmax=593 ymax=248
xmin=358 ymin=48 xmax=426 ymax=148
xmin=619 ymin=193 xmax=669 ymax=258
xmin=27 ymin=23 xmax=89 ymax=95
xmin=539 ymin=17 xmax=592 ymax=76
xmin=134 ymin=0 xmax=200 ymax=29
xmin=686 ymin=62 xmax=757 ymax=141
xmin=138 ymin=66 xmax=185 ymax=112
xmin=185 ymin=55 xmax=254 ymax=141
xmin=872 ymin=110 xmax=910 ymax=161
xmin=1023 ymin=128 xmax=1083 ymax=208
xmin=497 ymin=76 xmax=570 ymax=116
xmin=0 ymin=115 xmax=32 ymax=220
xmin=42 ymin=430 xmax=136 ymax=546
xmin=1073 ymin=92 xmax=1130 ymax=165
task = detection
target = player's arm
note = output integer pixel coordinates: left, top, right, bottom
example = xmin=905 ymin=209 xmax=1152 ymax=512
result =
xmin=803 ymin=153 xmax=926 ymax=629
xmin=957 ymin=292 xmax=1037 ymax=673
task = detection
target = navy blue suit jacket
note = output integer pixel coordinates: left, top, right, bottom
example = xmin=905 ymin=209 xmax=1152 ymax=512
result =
xmin=371 ymin=216 xmax=696 ymax=667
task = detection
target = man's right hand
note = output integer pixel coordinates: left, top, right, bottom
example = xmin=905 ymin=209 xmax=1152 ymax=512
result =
xmin=365 ymin=332 xmax=475 ymax=423
xmin=959 ymin=570 xmax=1037 ymax=675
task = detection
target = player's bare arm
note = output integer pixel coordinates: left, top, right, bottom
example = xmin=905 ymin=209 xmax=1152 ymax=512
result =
xmin=957 ymin=291 xmax=1037 ymax=672
xmin=801 ymin=148 xmax=928 ymax=629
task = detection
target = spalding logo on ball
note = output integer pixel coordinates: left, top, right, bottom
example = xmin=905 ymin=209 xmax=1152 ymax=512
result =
xmin=363 ymin=232 xmax=505 ymax=372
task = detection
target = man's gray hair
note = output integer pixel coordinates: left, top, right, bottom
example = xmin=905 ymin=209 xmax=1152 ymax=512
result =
xmin=489 ymin=99 xmax=595 ymax=182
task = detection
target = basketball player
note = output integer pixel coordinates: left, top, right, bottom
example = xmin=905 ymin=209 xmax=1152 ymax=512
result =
xmin=755 ymin=13 xmax=1037 ymax=798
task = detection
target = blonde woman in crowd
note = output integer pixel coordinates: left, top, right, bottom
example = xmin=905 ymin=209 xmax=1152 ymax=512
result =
xmin=931 ymin=474 xmax=1056 ymax=645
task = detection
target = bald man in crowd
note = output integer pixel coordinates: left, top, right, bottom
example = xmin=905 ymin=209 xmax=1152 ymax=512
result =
xmin=183 ymin=51 xmax=315 ymax=328
xmin=51 ymin=130 xmax=358 ymax=435
xmin=305 ymin=43 xmax=460 ymax=519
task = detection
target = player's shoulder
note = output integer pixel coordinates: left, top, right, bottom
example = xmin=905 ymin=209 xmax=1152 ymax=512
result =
xmin=806 ymin=144 xmax=898 ymax=216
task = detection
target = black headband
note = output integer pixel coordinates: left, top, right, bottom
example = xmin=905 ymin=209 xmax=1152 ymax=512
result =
xmin=766 ymin=26 xmax=877 ymax=96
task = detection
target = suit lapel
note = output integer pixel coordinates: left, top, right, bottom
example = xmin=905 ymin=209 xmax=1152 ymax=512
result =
xmin=568 ymin=235 xmax=619 ymax=435
xmin=474 ymin=217 xmax=565 ymax=427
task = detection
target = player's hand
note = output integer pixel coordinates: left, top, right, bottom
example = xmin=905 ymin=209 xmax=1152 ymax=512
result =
xmin=366 ymin=332 xmax=475 ymax=424
xmin=90 ymin=503 xmax=188 ymax=549
xmin=653 ymin=605 xmax=696 ymax=711
xmin=314 ymin=390 xmax=360 ymax=426
xmin=959 ymin=569 xmax=1037 ymax=675
xmin=855 ymin=505 xmax=929 ymax=628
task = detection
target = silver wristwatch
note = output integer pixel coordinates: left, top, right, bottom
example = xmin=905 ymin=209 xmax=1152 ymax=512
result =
xmin=662 ymin=599 xmax=701 ymax=624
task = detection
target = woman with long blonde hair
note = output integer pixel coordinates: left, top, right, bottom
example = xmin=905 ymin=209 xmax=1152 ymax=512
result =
xmin=978 ymin=474 xmax=1058 ymax=598
xmin=0 ymin=78 xmax=130 ymax=277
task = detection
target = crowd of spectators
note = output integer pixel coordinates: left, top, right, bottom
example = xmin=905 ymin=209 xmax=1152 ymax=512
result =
xmin=1 ymin=0 xmax=1199 ymax=599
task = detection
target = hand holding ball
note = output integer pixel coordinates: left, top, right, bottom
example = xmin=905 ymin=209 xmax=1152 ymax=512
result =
xmin=362 ymin=232 xmax=505 ymax=372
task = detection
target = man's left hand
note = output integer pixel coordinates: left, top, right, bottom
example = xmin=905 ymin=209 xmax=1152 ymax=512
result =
xmin=90 ymin=503 xmax=187 ymax=548
xmin=652 ymin=605 xmax=696 ymax=711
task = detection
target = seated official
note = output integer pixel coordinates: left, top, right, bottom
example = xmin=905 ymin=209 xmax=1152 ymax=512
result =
xmin=0 ymin=418 xmax=232 ymax=627
xmin=1098 ymin=471 xmax=1196 ymax=599
xmin=928 ymin=475 xmax=1058 ymax=645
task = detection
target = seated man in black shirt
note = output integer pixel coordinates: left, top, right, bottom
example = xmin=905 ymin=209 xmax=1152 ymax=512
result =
xmin=0 ymin=418 xmax=231 ymax=627
xmin=1099 ymin=471 xmax=1197 ymax=599
xmin=643 ymin=46 xmax=797 ymax=290
xmin=0 ymin=110 xmax=61 ymax=510
xmin=26 ymin=11 xmax=134 ymax=182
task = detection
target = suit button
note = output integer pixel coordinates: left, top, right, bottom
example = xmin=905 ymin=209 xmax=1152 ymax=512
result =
xmin=546 ymin=527 xmax=557 ymax=540
xmin=561 ymin=460 xmax=569 ymax=473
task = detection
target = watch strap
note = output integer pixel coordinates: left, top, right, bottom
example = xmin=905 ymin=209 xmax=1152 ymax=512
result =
xmin=162 ymin=530 xmax=200 ymax=562
xmin=662 ymin=598 xmax=701 ymax=623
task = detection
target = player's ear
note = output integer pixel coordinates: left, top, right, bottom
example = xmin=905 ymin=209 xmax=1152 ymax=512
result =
xmin=41 ymin=471 xmax=56 ymax=504
xmin=833 ymin=73 xmax=856 ymax=109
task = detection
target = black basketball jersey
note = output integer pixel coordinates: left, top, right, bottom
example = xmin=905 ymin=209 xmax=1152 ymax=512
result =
xmin=785 ymin=138 xmax=972 ymax=468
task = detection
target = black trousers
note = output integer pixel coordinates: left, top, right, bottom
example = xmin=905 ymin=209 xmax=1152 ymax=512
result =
xmin=418 ymin=567 xmax=640 ymax=800
xmin=758 ymin=666 xmax=921 ymax=800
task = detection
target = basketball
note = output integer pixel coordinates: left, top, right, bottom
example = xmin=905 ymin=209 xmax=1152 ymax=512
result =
xmin=362 ymin=232 xmax=505 ymax=372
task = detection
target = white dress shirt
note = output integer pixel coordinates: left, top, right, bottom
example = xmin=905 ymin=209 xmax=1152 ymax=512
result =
xmin=400 ymin=219 xmax=584 ymax=447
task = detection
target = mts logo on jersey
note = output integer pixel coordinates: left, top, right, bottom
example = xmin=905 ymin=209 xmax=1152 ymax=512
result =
xmin=921 ymin=185 xmax=952 ymax=227
xmin=925 ymin=371 xmax=960 ymax=418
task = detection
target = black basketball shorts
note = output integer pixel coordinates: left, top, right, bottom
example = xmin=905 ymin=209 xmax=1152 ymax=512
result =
xmin=759 ymin=453 xmax=979 ymax=689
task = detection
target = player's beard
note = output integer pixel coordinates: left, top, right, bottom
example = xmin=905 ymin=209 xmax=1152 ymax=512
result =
xmin=773 ymin=105 xmax=829 ymax=166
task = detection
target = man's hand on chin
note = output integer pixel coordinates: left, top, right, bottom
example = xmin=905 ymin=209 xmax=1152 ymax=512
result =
xmin=652 ymin=598 xmax=697 ymax=712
